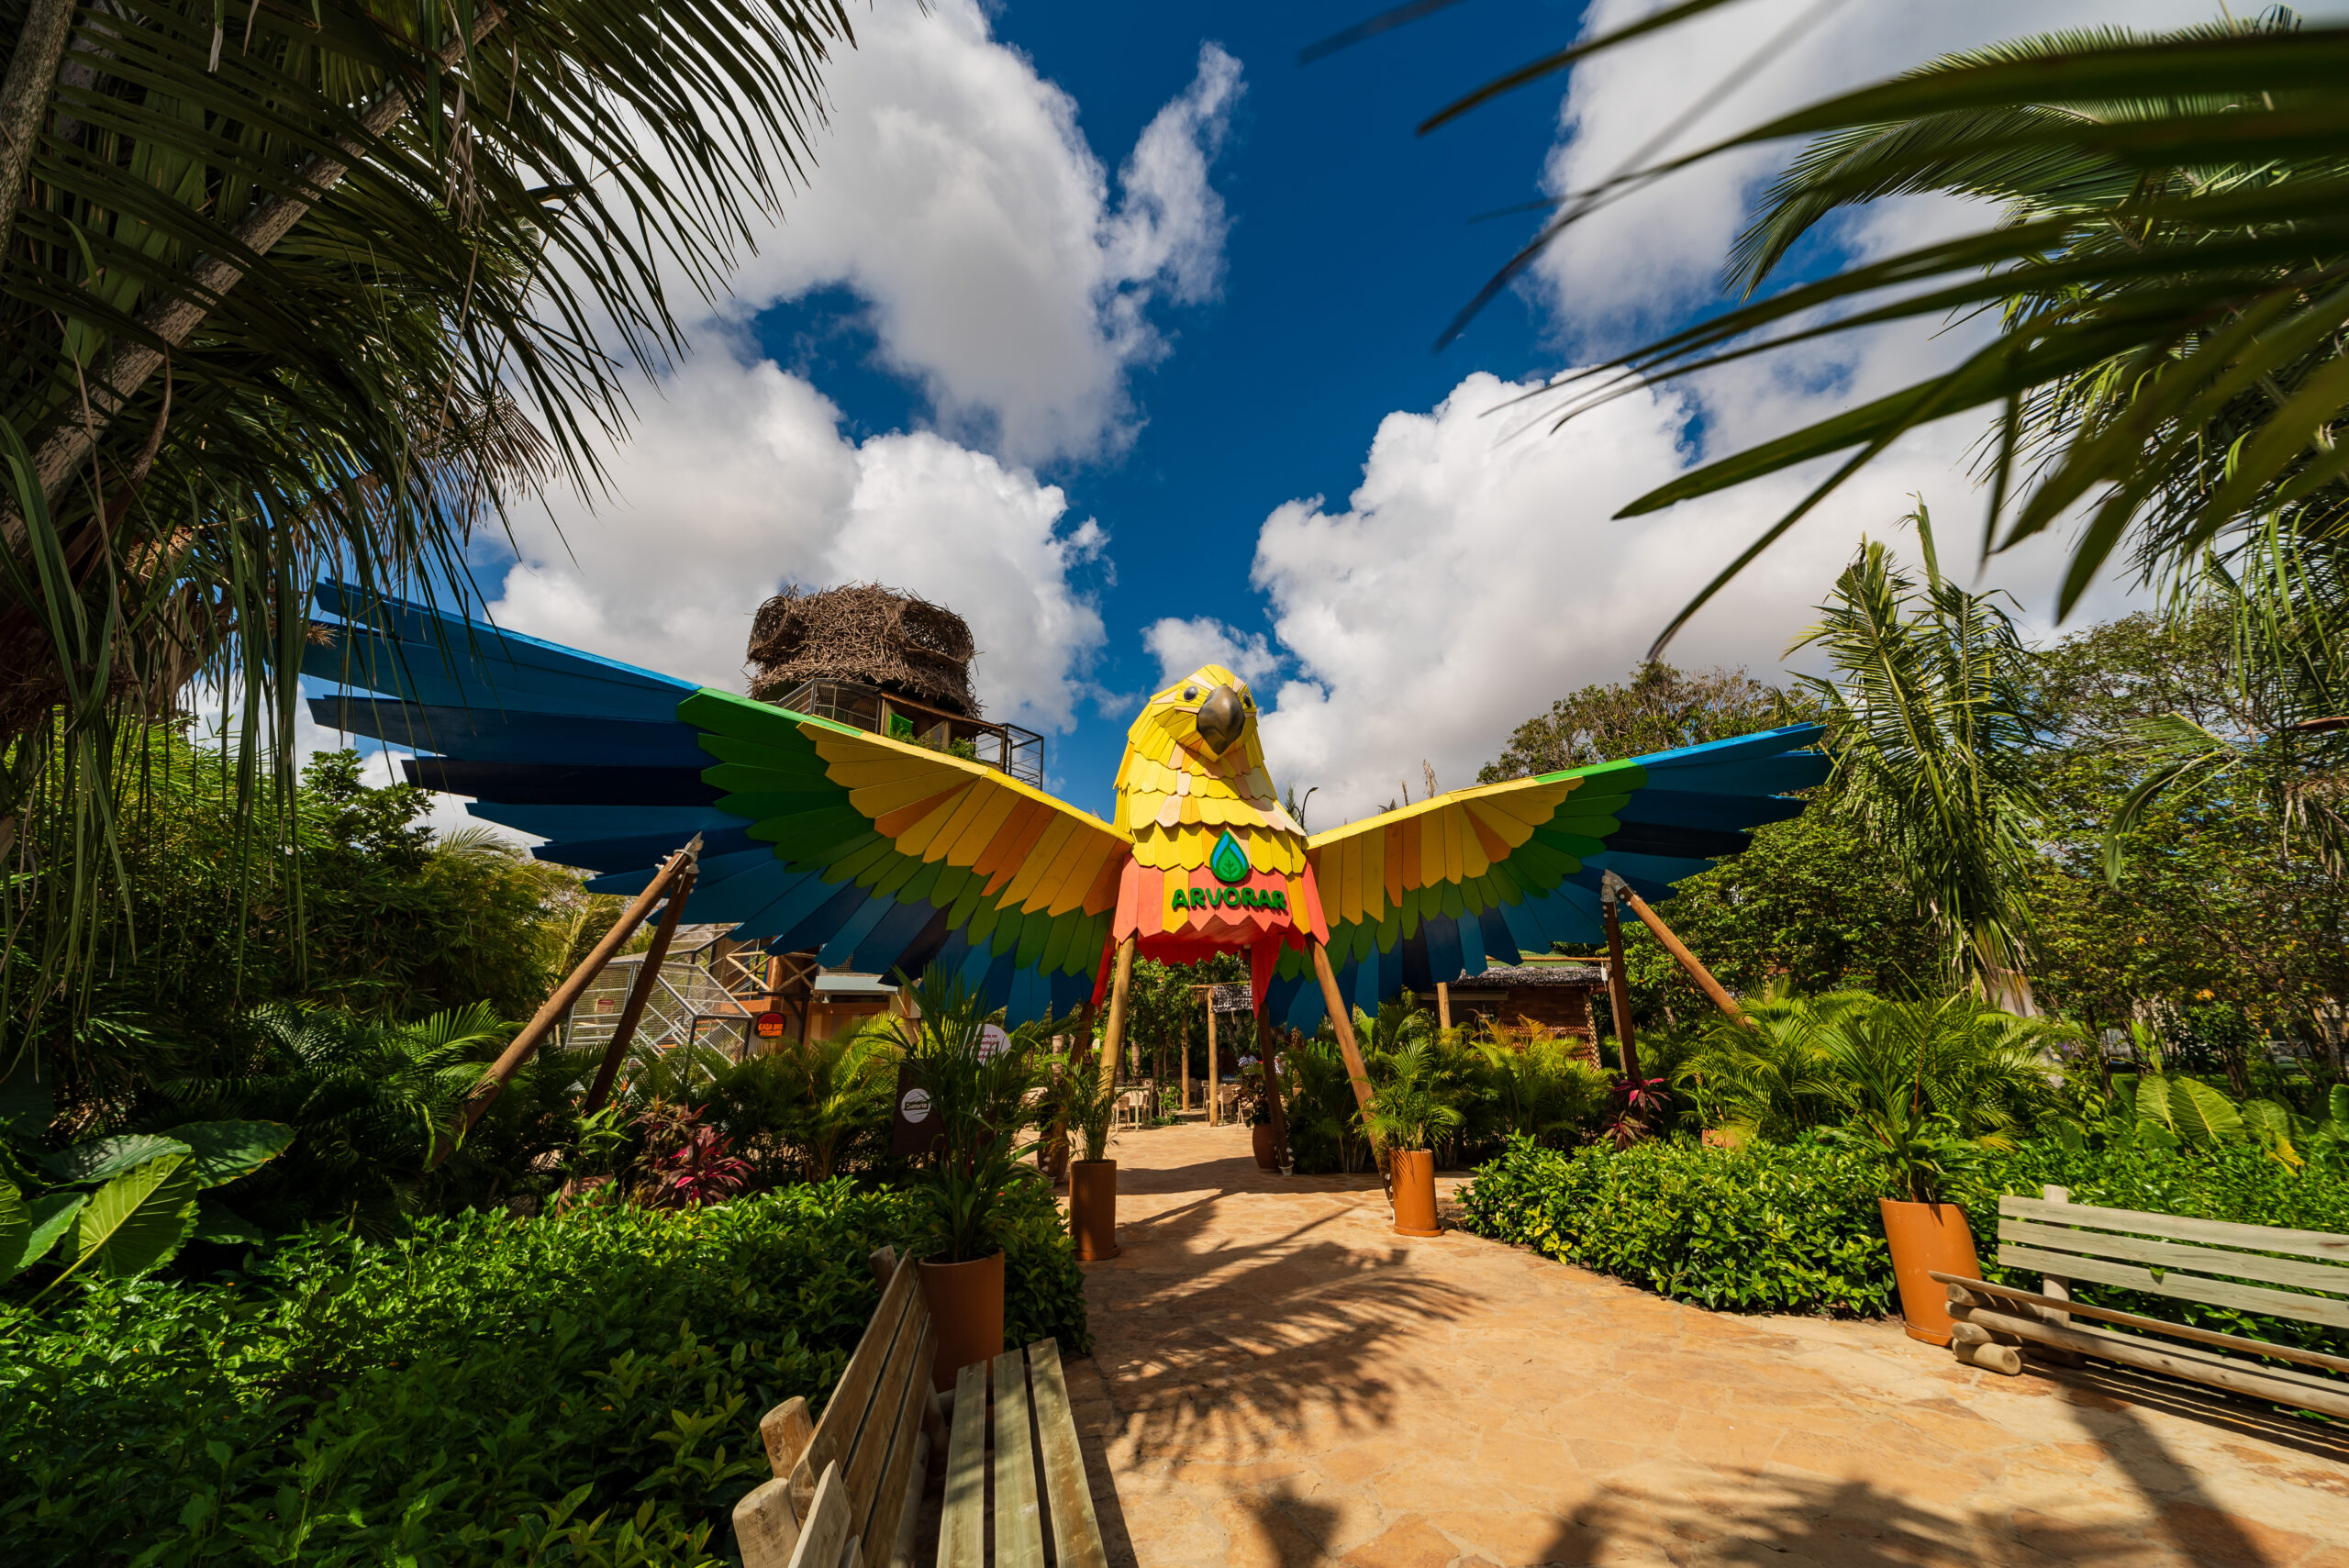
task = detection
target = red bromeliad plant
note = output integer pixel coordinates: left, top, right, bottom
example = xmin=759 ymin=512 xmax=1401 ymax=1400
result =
xmin=651 ymin=1119 xmax=751 ymax=1208
xmin=1607 ymin=1075 xmax=1672 ymax=1150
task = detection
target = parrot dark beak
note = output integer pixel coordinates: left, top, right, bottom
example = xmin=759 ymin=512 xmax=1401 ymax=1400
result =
xmin=1195 ymin=684 xmax=1244 ymax=756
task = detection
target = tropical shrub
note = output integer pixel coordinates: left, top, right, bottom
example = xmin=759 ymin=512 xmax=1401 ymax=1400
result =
xmin=0 ymin=1178 xmax=1087 ymax=1564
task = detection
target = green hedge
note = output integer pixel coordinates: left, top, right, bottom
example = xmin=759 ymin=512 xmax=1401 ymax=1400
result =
xmin=0 ymin=1179 xmax=1086 ymax=1565
xmin=1457 ymin=1137 xmax=1896 ymax=1316
xmin=1459 ymin=1136 xmax=2349 ymax=1367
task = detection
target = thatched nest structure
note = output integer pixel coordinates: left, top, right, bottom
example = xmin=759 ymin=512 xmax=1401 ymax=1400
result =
xmin=745 ymin=583 xmax=980 ymax=717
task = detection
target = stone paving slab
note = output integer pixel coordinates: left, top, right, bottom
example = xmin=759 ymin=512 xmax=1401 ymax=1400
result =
xmin=1068 ymin=1121 xmax=2349 ymax=1568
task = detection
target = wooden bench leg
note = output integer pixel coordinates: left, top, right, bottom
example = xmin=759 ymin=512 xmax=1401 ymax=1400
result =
xmin=2035 ymin=1184 xmax=2087 ymax=1368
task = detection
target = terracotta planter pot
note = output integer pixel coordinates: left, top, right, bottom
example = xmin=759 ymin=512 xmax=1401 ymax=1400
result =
xmin=1251 ymin=1123 xmax=1279 ymax=1172
xmin=1070 ymin=1159 xmax=1119 ymax=1261
xmin=1879 ymin=1197 xmax=1982 ymax=1346
xmin=917 ymin=1250 xmax=1005 ymax=1393
xmin=1390 ymin=1149 xmax=1442 ymax=1238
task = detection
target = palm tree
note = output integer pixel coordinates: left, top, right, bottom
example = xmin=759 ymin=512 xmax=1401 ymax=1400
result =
xmin=0 ymin=0 xmax=852 ymax=997
xmin=1791 ymin=506 xmax=2048 ymax=1007
xmin=1676 ymin=990 xmax=1870 ymax=1143
xmin=2104 ymin=523 xmax=2349 ymax=879
xmin=158 ymin=999 xmax=507 ymax=1229
xmin=778 ymin=1021 xmax=899 ymax=1182
xmin=1355 ymin=6 xmax=2349 ymax=646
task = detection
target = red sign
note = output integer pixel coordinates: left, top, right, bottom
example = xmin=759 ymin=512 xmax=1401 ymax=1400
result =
xmin=754 ymin=1011 xmax=787 ymax=1040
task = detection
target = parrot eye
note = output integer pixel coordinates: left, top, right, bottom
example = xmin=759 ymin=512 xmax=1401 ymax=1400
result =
xmin=1182 ymin=685 xmax=1198 ymax=701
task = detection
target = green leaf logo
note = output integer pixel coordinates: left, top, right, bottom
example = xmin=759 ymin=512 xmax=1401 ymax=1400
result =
xmin=1209 ymin=828 xmax=1250 ymax=885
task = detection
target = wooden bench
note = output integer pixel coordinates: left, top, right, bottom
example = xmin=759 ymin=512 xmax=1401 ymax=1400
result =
xmin=734 ymin=1246 xmax=1108 ymax=1568
xmin=1934 ymin=1184 xmax=2349 ymax=1421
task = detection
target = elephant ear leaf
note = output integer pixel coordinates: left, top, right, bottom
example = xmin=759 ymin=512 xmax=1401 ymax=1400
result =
xmin=2135 ymin=1074 xmax=2176 ymax=1134
xmin=39 ymin=1134 xmax=192 ymax=1184
xmin=2330 ymin=1083 xmax=2349 ymax=1132
xmin=72 ymin=1154 xmax=201 ymax=1281
xmin=160 ymin=1122 xmax=295 ymax=1188
xmin=13 ymin=1192 xmax=85 ymax=1278
xmin=2170 ymin=1078 xmax=2246 ymax=1147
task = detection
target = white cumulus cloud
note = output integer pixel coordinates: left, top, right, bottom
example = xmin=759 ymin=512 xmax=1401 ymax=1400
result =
xmin=1140 ymin=616 xmax=1280 ymax=689
xmin=713 ymin=6 xmax=1243 ymax=464
xmin=1243 ymin=371 xmax=2114 ymax=825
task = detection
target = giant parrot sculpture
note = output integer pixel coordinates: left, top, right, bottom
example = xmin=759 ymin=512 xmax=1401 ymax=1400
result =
xmin=305 ymin=583 xmax=1827 ymax=1091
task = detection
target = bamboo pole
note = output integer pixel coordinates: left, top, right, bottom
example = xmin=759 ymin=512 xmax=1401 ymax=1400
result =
xmin=1258 ymin=1013 xmax=1290 ymax=1171
xmin=441 ymin=837 xmax=700 ymax=1161
xmin=1435 ymin=981 xmax=1451 ymax=1032
xmin=1097 ymin=937 xmax=1137 ymax=1100
xmin=1603 ymin=870 xmax=1747 ymax=1028
xmin=1309 ymin=942 xmax=1383 ymax=1172
xmin=1598 ymin=877 xmax=1643 ymax=1089
xmin=581 ymin=867 xmax=698 ymax=1116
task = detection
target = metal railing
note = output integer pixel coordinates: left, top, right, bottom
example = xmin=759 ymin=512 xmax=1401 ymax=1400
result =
xmin=774 ymin=679 xmax=1042 ymax=786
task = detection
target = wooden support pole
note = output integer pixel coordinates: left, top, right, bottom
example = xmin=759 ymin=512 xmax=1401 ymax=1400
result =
xmin=582 ymin=867 xmax=698 ymax=1116
xmin=1436 ymin=981 xmax=1451 ymax=1032
xmin=1258 ymin=1012 xmax=1290 ymax=1171
xmin=1098 ymin=937 xmax=1137 ymax=1100
xmin=444 ymin=837 xmax=701 ymax=1161
xmin=1605 ymin=871 xmax=1746 ymax=1028
xmin=1181 ymin=994 xmax=1193 ymax=1116
xmin=1309 ymin=941 xmax=1384 ymax=1172
xmin=1598 ymin=876 xmax=1643 ymax=1089
xmin=1206 ymin=1002 xmax=1220 ymax=1127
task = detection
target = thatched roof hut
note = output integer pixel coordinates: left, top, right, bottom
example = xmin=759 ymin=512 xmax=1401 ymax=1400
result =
xmin=745 ymin=583 xmax=981 ymax=717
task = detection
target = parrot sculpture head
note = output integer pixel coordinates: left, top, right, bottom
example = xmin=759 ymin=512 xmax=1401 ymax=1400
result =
xmin=1110 ymin=664 xmax=1313 ymax=960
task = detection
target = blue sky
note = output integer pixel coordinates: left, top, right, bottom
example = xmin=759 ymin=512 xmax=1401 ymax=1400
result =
xmin=354 ymin=0 xmax=2231 ymax=833
xmin=740 ymin=3 xmax=1575 ymax=811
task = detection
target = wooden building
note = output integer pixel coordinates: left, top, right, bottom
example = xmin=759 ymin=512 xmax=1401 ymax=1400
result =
xmin=1442 ymin=955 xmax=1608 ymax=1048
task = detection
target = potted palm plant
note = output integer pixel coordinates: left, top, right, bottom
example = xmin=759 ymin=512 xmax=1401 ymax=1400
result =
xmin=1823 ymin=1021 xmax=1985 ymax=1346
xmin=901 ymin=967 xmax=1046 ymax=1390
xmin=1056 ymin=1054 xmax=1121 ymax=1261
xmin=1364 ymin=1039 xmax=1462 ymax=1238
xmin=1241 ymin=1062 xmax=1279 ymax=1171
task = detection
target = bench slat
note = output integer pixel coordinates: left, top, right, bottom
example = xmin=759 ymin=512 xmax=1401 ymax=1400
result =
xmin=856 ymin=1317 xmax=934 ymax=1556
xmin=1934 ymin=1271 xmax=2349 ymax=1376
xmin=940 ymin=1357 xmax=990 ymax=1568
xmin=840 ymin=1308 xmax=930 ymax=1549
xmin=1998 ymin=1242 xmax=2349 ymax=1329
xmin=1953 ymin=1301 xmax=2349 ymax=1420
xmin=992 ymin=1349 xmax=1045 ymax=1568
xmin=2000 ymin=1217 xmax=2349 ymax=1297
xmin=787 ymin=1461 xmax=859 ymax=1568
xmin=795 ymin=1255 xmax=923 ymax=1518
xmin=1029 ymin=1339 xmax=1108 ymax=1568
xmin=1998 ymin=1195 xmax=2349 ymax=1264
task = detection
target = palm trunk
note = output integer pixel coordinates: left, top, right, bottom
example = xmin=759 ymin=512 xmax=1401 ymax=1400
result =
xmin=3 ymin=5 xmax=508 ymax=553
xmin=0 ymin=0 xmax=77 ymax=268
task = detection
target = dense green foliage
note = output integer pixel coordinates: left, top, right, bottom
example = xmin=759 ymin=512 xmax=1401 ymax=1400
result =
xmin=14 ymin=741 xmax=617 ymax=1109
xmin=1461 ymin=1135 xmax=2349 ymax=1371
xmin=0 ymin=1179 xmax=1086 ymax=1566
xmin=1281 ymin=1000 xmax=1613 ymax=1174
xmin=1459 ymin=1137 xmax=1896 ymax=1316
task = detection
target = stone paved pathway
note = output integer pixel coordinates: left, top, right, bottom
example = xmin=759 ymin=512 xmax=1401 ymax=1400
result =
xmin=1060 ymin=1120 xmax=2349 ymax=1568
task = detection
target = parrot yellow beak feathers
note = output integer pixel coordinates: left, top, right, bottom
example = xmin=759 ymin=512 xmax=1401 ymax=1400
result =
xmin=1194 ymin=684 xmax=1243 ymax=757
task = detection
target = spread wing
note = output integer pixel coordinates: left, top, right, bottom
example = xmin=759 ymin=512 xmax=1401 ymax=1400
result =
xmin=305 ymin=583 xmax=1130 ymax=1023
xmin=1260 ymin=725 xmax=1830 ymax=1031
